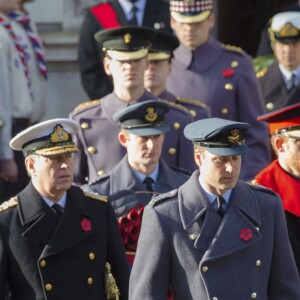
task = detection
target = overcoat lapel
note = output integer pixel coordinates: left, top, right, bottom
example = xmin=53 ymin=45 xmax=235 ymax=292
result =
xmin=40 ymin=187 xmax=94 ymax=258
xmin=110 ymin=1 xmax=128 ymax=25
xmin=202 ymin=181 xmax=262 ymax=261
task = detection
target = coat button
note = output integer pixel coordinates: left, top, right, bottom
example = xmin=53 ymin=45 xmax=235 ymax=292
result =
xmin=221 ymin=108 xmax=228 ymax=115
xmin=45 ymin=283 xmax=52 ymax=291
xmin=189 ymin=110 xmax=196 ymax=117
xmin=202 ymin=266 xmax=208 ymax=272
xmin=97 ymin=170 xmax=105 ymax=176
xmin=189 ymin=233 xmax=197 ymax=240
xmin=168 ymin=148 xmax=176 ymax=155
xmin=81 ymin=122 xmax=90 ymax=129
xmin=87 ymin=277 xmax=93 ymax=285
xmin=251 ymin=292 xmax=257 ymax=298
xmin=89 ymin=252 xmax=95 ymax=260
xmin=88 ymin=146 xmax=97 ymax=154
xmin=266 ymin=102 xmax=274 ymax=111
xmin=256 ymin=260 xmax=261 ymax=267
xmin=40 ymin=260 xmax=46 ymax=267
xmin=212 ymin=297 xmax=218 ymax=300
xmin=173 ymin=122 xmax=181 ymax=130
xmin=231 ymin=60 xmax=239 ymax=68
xmin=225 ymin=83 xmax=233 ymax=91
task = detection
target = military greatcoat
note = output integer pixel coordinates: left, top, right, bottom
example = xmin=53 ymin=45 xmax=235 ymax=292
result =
xmin=0 ymin=183 xmax=129 ymax=300
xmin=70 ymin=91 xmax=195 ymax=185
xmin=166 ymin=37 xmax=271 ymax=180
xmin=130 ymin=171 xmax=300 ymax=300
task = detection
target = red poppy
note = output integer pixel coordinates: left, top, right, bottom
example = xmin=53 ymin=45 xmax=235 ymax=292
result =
xmin=240 ymin=228 xmax=252 ymax=241
xmin=222 ymin=68 xmax=235 ymax=77
xmin=80 ymin=218 xmax=92 ymax=232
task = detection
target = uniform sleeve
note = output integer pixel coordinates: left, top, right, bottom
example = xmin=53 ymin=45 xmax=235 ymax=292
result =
xmin=129 ymin=205 xmax=170 ymax=299
xmin=268 ymin=196 xmax=300 ymax=298
xmin=78 ymin=10 xmax=113 ymax=100
xmin=106 ymin=202 xmax=130 ymax=300
xmin=236 ymin=55 xmax=271 ymax=180
xmin=0 ymin=228 xmax=8 ymax=299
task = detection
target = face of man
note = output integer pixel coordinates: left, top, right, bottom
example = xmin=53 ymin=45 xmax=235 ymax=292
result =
xmin=0 ymin=0 xmax=19 ymax=13
xmin=144 ymin=59 xmax=171 ymax=96
xmin=119 ymin=131 xmax=164 ymax=173
xmin=273 ymin=40 xmax=300 ymax=71
xmin=279 ymin=136 xmax=300 ymax=177
xmin=104 ymin=56 xmax=148 ymax=91
xmin=26 ymin=153 xmax=73 ymax=201
xmin=170 ymin=14 xmax=215 ymax=50
xmin=195 ymin=149 xmax=241 ymax=195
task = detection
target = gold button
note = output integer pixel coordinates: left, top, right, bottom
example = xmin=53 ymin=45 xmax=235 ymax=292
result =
xmin=88 ymin=146 xmax=97 ymax=154
xmin=168 ymin=148 xmax=176 ymax=155
xmin=202 ymin=266 xmax=208 ymax=272
xmin=225 ymin=83 xmax=233 ymax=91
xmin=251 ymin=292 xmax=257 ymax=298
xmin=189 ymin=110 xmax=196 ymax=117
xmin=256 ymin=260 xmax=261 ymax=267
xmin=81 ymin=122 xmax=90 ymax=130
xmin=97 ymin=170 xmax=105 ymax=176
xmin=89 ymin=252 xmax=95 ymax=260
xmin=87 ymin=277 xmax=93 ymax=285
xmin=45 ymin=283 xmax=52 ymax=291
xmin=266 ymin=102 xmax=274 ymax=111
xmin=173 ymin=122 xmax=181 ymax=130
xmin=40 ymin=260 xmax=46 ymax=267
xmin=189 ymin=234 xmax=197 ymax=240
xmin=231 ymin=60 xmax=239 ymax=68
xmin=221 ymin=108 xmax=228 ymax=115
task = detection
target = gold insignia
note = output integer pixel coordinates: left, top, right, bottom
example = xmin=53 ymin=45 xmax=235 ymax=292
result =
xmin=105 ymin=262 xmax=120 ymax=299
xmin=224 ymin=44 xmax=243 ymax=53
xmin=145 ymin=107 xmax=157 ymax=122
xmin=81 ymin=122 xmax=90 ymax=130
xmin=168 ymin=148 xmax=176 ymax=155
xmin=256 ymin=69 xmax=267 ymax=78
xmin=0 ymin=196 xmax=18 ymax=211
xmin=50 ymin=125 xmax=69 ymax=143
xmin=88 ymin=146 xmax=97 ymax=154
xmin=228 ymin=129 xmax=240 ymax=144
xmin=225 ymin=83 xmax=233 ymax=91
xmin=176 ymin=96 xmax=208 ymax=108
xmin=221 ymin=108 xmax=229 ymax=115
xmin=124 ymin=33 xmax=131 ymax=44
xmin=279 ymin=22 xmax=299 ymax=38
xmin=84 ymin=191 xmax=108 ymax=202
xmin=173 ymin=122 xmax=181 ymax=130
xmin=72 ymin=99 xmax=101 ymax=114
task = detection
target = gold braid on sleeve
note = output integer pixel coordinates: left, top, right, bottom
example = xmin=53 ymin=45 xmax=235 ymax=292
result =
xmin=105 ymin=262 xmax=120 ymax=300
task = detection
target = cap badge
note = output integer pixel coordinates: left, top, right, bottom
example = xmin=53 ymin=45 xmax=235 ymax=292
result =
xmin=228 ymin=129 xmax=240 ymax=144
xmin=279 ymin=23 xmax=299 ymax=38
xmin=50 ymin=124 xmax=70 ymax=143
xmin=124 ymin=33 xmax=132 ymax=44
xmin=145 ymin=107 xmax=158 ymax=123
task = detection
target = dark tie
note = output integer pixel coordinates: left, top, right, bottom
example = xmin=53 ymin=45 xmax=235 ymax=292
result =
xmin=215 ymin=196 xmax=226 ymax=217
xmin=143 ymin=176 xmax=154 ymax=192
xmin=52 ymin=203 xmax=64 ymax=217
xmin=128 ymin=5 xmax=138 ymax=26
xmin=288 ymin=73 xmax=297 ymax=91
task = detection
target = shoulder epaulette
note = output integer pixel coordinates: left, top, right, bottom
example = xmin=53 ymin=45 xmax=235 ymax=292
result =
xmin=148 ymin=189 xmax=178 ymax=207
xmin=256 ymin=69 xmax=267 ymax=78
xmin=162 ymin=99 xmax=190 ymax=114
xmin=223 ymin=44 xmax=244 ymax=54
xmin=170 ymin=165 xmax=192 ymax=176
xmin=246 ymin=182 xmax=277 ymax=196
xmin=84 ymin=191 xmax=108 ymax=202
xmin=72 ymin=99 xmax=101 ymax=113
xmin=90 ymin=174 xmax=109 ymax=186
xmin=176 ymin=96 xmax=208 ymax=108
xmin=0 ymin=196 xmax=18 ymax=212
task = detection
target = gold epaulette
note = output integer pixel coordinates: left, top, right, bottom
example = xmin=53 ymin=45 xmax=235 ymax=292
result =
xmin=84 ymin=191 xmax=108 ymax=203
xmin=249 ymin=179 xmax=259 ymax=185
xmin=176 ymin=96 xmax=208 ymax=108
xmin=105 ymin=262 xmax=120 ymax=300
xmin=162 ymin=99 xmax=190 ymax=113
xmin=223 ymin=44 xmax=244 ymax=53
xmin=72 ymin=99 xmax=101 ymax=113
xmin=256 ymin=69 xmax=267 ymax=78
xmin=0 ymin=196 xmax=18 ymax=212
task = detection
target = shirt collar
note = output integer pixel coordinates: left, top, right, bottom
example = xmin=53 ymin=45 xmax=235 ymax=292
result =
xmin=132 ymin=164 xmax=159 ymax=183
xmin=279 ymin=64 xmax=300 ymax=84
xmin=42 ymin=192 xmax=67 ymax=208
xmin=118 ymin=0 xmax=147 ymax=25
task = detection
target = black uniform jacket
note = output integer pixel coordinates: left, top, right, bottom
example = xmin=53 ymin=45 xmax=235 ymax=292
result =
xmin=78 ymin=0 xmax=172 ymax=99
xmin=258 ymin=61 xmax=300 ymax=112
xmin=0 ymin=183 xmax=129 ymax=300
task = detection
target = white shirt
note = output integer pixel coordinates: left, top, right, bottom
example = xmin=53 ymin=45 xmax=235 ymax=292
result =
xmin=279 ymin=63 xmax=300 ymax=88
xmin=42 ymin=192 xmax=67 ymax=208
xmin=118 ymin=0 xmax=147 ymax=26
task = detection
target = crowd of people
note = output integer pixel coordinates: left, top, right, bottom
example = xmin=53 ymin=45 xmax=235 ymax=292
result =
xmin=1 ymin=0 xmax=300 ymax=299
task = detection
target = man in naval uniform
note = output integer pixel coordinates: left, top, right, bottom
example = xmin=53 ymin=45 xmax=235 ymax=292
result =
xmin=144 ymin=30 xmax=211 ymax=121
xmin=130 ymin=117 xmax=300 ymax=299
xmin=78 ymin=0 xmax=172 ymax=100
xmin=166 ymin=0 xmax=271 ymax=181
xmin=257 ymin=12 xmax=300 ymax=113
xmin=0 ymin=118 xmax=129 ymax=299
xmin=70 ymin=26 xmax=195 ymax=185
xmin=87 ymin=100 xmax=190 ymax=264
xmin=253 ymin=103 xmax=300 ymax=276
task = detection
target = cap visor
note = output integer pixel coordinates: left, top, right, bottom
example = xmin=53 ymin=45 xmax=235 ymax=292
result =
xmin=127 ymin=125 xmax=169 ymax=136
xmin=206 ymin=145 xmax=249 ymax=156
xmin=171 ymin=11 xmax=211 ymax=23
xmin=107 ymin=49 xmax=148 ymax=61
